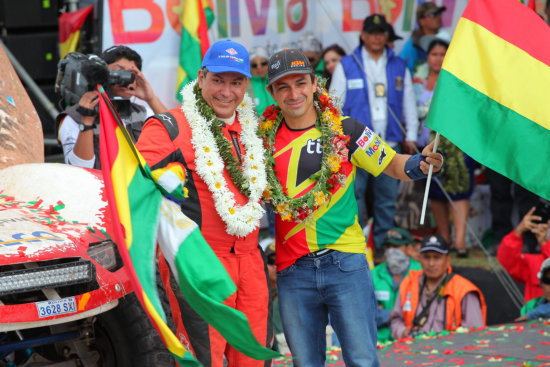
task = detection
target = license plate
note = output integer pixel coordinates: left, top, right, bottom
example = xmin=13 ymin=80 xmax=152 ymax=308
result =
xmin=36 ymin=297 xmax=77 ymax=318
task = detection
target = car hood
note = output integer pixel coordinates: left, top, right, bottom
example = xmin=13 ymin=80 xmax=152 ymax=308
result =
xmin=0 ymin=163 xmax=111 ymax=264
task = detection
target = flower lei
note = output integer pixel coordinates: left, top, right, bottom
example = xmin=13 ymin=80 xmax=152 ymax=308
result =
xmin=259 ymin=86 xmax=350 ymax=222
xmin=181 ymin=81 xmax=267 ymax=237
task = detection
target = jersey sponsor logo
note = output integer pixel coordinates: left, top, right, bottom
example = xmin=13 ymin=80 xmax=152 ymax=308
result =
xmin=306 ymin=138 xmax=322 ymax=154
xmin=378 ymin=146 xmax=387 ymax=166
xmin=365 ymin=137 xmax=382 ymax=157
xmin=273 ymin=132 xmax=322 ymax=196
xmin=356 ymin=127 xmax=375 ymax=149
xmin=159 ymin=113 xmax=175 ymax=126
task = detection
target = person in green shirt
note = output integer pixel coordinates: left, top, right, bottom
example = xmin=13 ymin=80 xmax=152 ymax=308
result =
xmin=247 ymin=46 xmax=275 ymax=116
xmin=372 ymin=227 xmax=422 ymax=342
xmin=517 ymin=258 xmax=550 ymax=321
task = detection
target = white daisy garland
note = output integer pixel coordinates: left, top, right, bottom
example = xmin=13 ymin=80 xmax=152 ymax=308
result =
xmin=181 ymin=81 xmax=267 ymax=237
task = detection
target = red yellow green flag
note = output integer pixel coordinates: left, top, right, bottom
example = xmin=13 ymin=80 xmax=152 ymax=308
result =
xmin=58 ymin=5 xmax=93 ymax=59
xmin=98 ymin=87 xmax=279 ymax=365
xmin=176 ymin=0 xmax=214 ymax=101
xmin=425 ymin=0 xmax=550 ymax=201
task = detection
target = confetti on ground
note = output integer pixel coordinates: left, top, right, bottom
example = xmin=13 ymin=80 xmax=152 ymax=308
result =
xmin=271 ymin=320 xmax=550 ymax=366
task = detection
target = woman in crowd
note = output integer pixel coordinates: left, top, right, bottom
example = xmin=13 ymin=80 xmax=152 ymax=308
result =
xmin=413 ymin=39 xmax=475 ymax=258
xmin=321 ymin=44 xmax=346 ymax=89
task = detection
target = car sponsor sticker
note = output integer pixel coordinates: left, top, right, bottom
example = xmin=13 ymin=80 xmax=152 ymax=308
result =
xmin=36 ymin=297 xmax=77 ymax=318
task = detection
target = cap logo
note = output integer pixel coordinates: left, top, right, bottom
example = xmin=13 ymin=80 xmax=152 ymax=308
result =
xmin=374 ymin=15 xmax=381 ymax=24
xmin=271 ymin=60 xmax=281 ymax=70
xmin=229 ymin=56 xmax=244 ymax=63
xmin=429 ymin=236 xmax=437 ymax=243
xmin=226 ymin=48 xmax=237 ymax=55
xmin=290 ymin=60 xmax=305 ymax=67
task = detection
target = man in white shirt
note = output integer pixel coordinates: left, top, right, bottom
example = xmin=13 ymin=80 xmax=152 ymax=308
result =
xmin=57 ymin=45 xmax=166 ymax=169
xmin=329 ymin=14 xmax=419 ymax=253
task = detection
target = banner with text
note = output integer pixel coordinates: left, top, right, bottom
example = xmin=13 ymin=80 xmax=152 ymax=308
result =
xmin=102 ymin=0 xmax=470 ymax=108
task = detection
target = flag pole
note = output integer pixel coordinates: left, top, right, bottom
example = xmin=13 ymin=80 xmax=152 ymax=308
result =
xmin=420 ymin=132 xmax=440 ymax=225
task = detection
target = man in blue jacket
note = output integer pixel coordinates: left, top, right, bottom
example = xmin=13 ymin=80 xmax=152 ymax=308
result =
xmin=329 ymin=14 xmax=419 ymax=253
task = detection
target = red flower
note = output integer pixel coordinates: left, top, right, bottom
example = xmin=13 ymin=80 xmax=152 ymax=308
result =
xmin=298 ymin=210 xmax=308 ymax=221
xmin=262 ymin=106 xmax=273 ymax=118
xmin=261 ymin=105 xmax=279 ymax=121
xmin=318 ymin=94 xmax=328 ymax=105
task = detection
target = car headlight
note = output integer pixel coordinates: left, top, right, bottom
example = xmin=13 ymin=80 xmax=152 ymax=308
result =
xmin=87 ymin=240 xmax=117 ymax=271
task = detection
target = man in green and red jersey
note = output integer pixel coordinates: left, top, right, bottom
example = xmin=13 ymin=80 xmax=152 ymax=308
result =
xmin=260 ymin=49 xmax=443 ymax=367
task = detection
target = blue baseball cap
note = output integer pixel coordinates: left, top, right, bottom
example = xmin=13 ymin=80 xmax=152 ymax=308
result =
xmin=201 ymin=40 xmax=251 ymax=78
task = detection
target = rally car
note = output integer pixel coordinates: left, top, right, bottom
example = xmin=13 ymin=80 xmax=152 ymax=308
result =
xmin=0 ymin=163 xmax=172 ymax=367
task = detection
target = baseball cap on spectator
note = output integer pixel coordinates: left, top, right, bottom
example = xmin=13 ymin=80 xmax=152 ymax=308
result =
xmin=362 ymin=14 xmax=391 ymax=33
xmin=201 ymin=39 xmax=251 ymax=78
xmin=420 ymin=234 xmax=450 ymax=254
xmin=297 ymin=31 xmax=322 ymax=54
xmin=249 ymin=46 xmax=269 ymax=61
xmin=538 ymin=258 xmax=550 ymax=280
xmin=267 ymin=49 xmax=313 ymax=85
xmin=416 ymin=1 xmax=446 ymax=20
xmin=383 ymin=228 xmax=413 ymax=247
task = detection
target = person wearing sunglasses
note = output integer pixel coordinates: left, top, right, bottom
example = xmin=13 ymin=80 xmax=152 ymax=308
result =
xmin=399 ymin=2 xmax=447 ymax=72
xmin=247 ymin=46 xmax=275 ymax=115
xmin=516 ymin=258 xmax=550 ymax=321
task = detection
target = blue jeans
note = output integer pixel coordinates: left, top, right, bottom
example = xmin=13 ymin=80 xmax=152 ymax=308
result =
xmin=355 ymin=168 xmax=399 ymax=249
xmin=277 ymin=251 xmax=380 ymax=367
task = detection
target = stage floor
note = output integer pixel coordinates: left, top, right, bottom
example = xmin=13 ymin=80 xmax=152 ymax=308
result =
xmin=272 ymin=320 xmax=550 ymax=366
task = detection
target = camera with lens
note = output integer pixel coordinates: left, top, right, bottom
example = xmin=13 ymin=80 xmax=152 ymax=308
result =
xmin=55 ymin=52 xmax=135 ymax=107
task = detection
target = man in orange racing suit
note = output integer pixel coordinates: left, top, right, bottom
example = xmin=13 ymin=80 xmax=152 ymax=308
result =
xmin=136 ymin=40 xmax=271 ymax=367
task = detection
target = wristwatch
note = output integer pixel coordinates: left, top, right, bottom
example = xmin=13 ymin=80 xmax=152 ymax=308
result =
xmin=78 ymin=122 xmax=95 ymax=132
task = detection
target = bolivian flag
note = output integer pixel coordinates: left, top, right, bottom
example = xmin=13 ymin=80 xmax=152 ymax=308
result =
xmin=176 ymin=0 xmax=214 ymax=101
xmin=98 ymin=87 xmax=279 ymax=365
xmin=58 ymin=5 xmax=93 ymax=59
xmin=426 ymin=0 xmax=550 ymax=201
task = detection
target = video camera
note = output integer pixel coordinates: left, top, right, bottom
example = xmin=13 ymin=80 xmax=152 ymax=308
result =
xmin=55 ymin=52 xmax=135 ymax=106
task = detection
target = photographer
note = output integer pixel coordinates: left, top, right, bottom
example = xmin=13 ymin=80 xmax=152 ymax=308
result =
xmin=497 ymin=204 xmax=550 ymax=304
xmin=57 ymin=45 xmax=167 ymax=169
